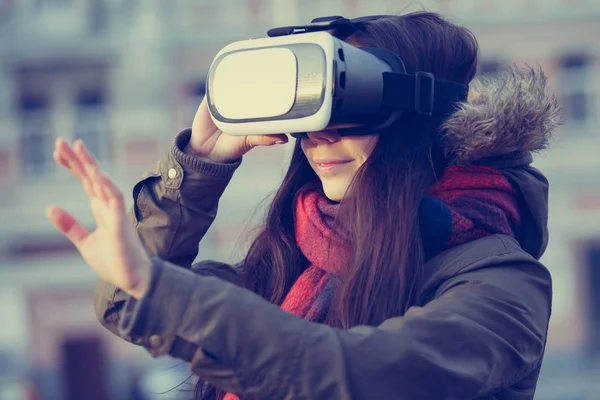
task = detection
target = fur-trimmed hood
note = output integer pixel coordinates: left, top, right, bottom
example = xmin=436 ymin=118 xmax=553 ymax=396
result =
xmin=441 ymin=65 xmax=562 ymax=259
xmin=442 ymin=65 xmax=562 ymax=164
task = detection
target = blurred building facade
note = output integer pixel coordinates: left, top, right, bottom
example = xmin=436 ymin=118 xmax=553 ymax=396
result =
xmin=0 ymin=0 xmax=599 ymax=399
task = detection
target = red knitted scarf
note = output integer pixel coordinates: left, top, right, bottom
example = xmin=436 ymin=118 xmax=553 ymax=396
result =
xmin=222 ymin=165 xmax=520 ymax=400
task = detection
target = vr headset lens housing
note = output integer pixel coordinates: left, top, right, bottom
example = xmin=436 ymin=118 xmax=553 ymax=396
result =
xmin=208 ymin=38 xmax=330 ymax=128
xmin=206 ymin=27 xmax=468 ymax=137
xmin=207 ymin=31 xmax=401 ymax=136
xmin=210 ymin=47 xmax=299 ymax=120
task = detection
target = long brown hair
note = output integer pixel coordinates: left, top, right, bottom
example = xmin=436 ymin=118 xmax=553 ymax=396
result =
xmin=199 ymin=11 xmax=479 ymax=400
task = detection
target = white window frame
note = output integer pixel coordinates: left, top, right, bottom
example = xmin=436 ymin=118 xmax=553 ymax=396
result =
xmin=560 ymin=53 xmax=595 ymax=133
xmin=73 ymin=94 xmax=110 ymax=164
xmin=19 ymin=103 xmax=53 ymax=179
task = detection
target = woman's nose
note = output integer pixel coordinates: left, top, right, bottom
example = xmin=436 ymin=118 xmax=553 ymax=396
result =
xmin=305 ymin=129 xmax=341 ymax=144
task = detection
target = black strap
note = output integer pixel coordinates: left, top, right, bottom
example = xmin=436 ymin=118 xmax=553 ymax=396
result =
xmin=268 ymin=14 xmax=394 ymax=37
xmin=382 ymin=72 xmax=468 ymax=116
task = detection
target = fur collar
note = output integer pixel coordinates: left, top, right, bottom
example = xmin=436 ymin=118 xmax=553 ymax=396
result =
xmin=441 ymin=65 xmax=562 ymax=164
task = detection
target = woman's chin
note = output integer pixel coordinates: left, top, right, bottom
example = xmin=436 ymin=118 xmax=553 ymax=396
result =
xmin=321 ymin=183 xmax=348 ymax=203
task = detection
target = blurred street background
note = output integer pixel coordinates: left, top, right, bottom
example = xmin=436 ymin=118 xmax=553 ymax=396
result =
xmin=0 ymin=0 xmax=599 ymax=399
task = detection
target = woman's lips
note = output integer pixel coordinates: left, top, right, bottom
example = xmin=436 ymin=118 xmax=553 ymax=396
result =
xmin=314 ymin=159 xmax=352 ymax=174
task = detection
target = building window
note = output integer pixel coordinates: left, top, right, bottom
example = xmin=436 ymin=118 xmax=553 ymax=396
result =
xmin=18 ymin=95 xmax=52 ymax=178
xmin=89 ymin=0 xmax=108 ymax=34
xmin=35 ymin=0 xmax=72 ymax=9
xmin=73 ymin=90 xmax=110 ymax=163
xmin=560 ymin=54 xmax=594 ymax=128
xmin=39 ymin=0 xmax=72 ymax=6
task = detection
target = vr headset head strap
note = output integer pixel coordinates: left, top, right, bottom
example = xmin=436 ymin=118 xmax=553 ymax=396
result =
xmin=381 ymin=72 xmax=469 ymax=117
xmin=267 ymin=15 xmax=394 ymax=37
xmin=332 ymin=72 xmax=469 ymax=137
xmin=267 ymin=15 xmax=469 ymax=138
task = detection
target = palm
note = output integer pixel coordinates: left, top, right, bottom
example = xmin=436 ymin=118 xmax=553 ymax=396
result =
xmin=47 ymin=139 xmax=151 ymax=298
xmin=82 ymin=200 xmax=141 ymax=286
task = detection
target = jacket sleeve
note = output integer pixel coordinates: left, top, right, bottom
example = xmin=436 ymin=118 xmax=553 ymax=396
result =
xmin=117 ymin=237 xmax=553 ymax=399
xmin=94 ymin=128 xmax=241 ymax=341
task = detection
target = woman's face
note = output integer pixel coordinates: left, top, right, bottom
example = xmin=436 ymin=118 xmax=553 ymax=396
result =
xmin=300 ymin=126 xmax=378 ymax=202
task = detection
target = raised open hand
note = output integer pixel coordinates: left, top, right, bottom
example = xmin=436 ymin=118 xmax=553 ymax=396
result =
xmin=47 ymin=138 xmax=152 ymax=299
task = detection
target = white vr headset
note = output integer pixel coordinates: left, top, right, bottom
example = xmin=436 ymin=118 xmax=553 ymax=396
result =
xmin=205 ymin=15 xmax=469 ymax=138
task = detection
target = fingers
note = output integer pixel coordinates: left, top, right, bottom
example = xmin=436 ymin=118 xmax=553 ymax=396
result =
xmin=52 ymin=146 xmax=70 ymax=170
xmin=47 ymin=206 xmax=90 ymax=249
xmin=78 ymin=155 xmax=126 ymax=218
xmin=194 ymin=96 xmax=220 ymax=135
xmin=54 ymin=138 xmax=88 ymax=181
xmin=73 ymin=139 xmax=105 ymax=197
xmin=54 ymin=138 xmax=113 ymax=202
xmin=73 ymin=139 xmax=101 ymax=172
xmin=81 ymin=161 xmax=109 ymax=204
xmin=246 ymin=134 xmax=289 ymax=148
xmin=54 ymin=138 xmax=97 ymax=198
xmin=80 ymin=158 xmax=126 ymax=222
xmin=94 ymin=169 xmax=126 ymax=216
xmin=51 ymin=139 xmax=126 ymax=238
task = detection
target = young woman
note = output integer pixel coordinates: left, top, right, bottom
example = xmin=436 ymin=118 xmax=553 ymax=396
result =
xmin=48 ymin=11 xmax=559 ymax=400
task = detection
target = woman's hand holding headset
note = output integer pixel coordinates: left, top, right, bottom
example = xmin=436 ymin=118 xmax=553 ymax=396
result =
xmin=188 ymin=95 xmax=289 ymax=164
xmin=188 ymin=36 xmax=288 ymax=163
